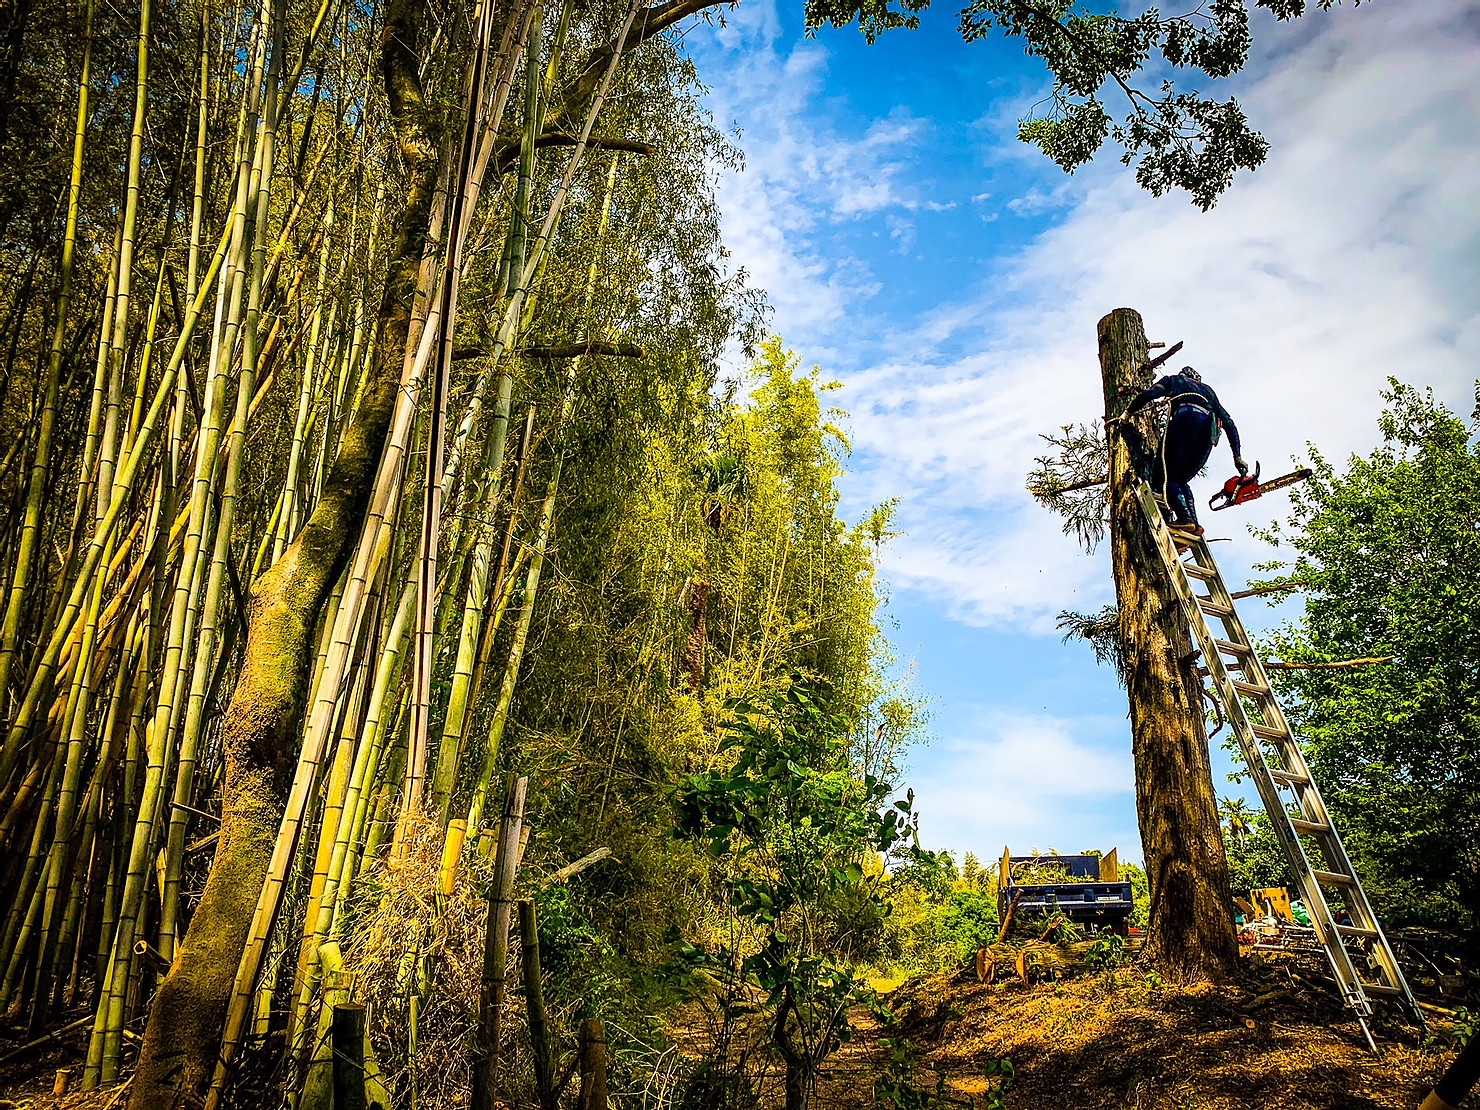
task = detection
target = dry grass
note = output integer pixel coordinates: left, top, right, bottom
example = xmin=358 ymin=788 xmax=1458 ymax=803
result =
xmin=337 ymin=809 xmax=502 ymax=1108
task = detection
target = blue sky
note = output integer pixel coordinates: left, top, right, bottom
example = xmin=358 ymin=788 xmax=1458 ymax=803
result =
xmin=681 ymin=3 xmax=1480 ymax=862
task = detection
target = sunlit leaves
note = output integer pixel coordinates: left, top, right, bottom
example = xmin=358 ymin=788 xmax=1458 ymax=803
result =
xmin=1259 ymin=380 xmax=1480 ymax=931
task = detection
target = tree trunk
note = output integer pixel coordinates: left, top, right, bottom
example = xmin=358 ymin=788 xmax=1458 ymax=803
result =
xmin=684 ymin=577 xmax=708 ymax=690
xmin=1099 ymin=307 xmax=1238 ymax=984
xmin=127 ymin=2 xmax=441 ymax=1104
xmin=784 ymin=1061 xmax=808 ymax=1110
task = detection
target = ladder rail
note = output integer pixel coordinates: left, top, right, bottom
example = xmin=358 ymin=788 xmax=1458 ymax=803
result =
xmin=1174 ymin=513 xmax=1416 ymax=1008
xmin=1132 ymin=481 xmax=1421 ymax=1032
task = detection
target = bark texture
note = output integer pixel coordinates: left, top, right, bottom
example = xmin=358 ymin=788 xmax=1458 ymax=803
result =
xmin=683 ymin=577 xmax=708 ymax=690
xmin=1099 ymin=307 xmax=1238 ymax=984
xmin=127 ymin=3 xmax=439 ymax=1104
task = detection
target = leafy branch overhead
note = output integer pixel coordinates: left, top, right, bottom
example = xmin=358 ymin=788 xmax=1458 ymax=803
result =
xmin=807 ymin=0 xmax=1356 ymax=207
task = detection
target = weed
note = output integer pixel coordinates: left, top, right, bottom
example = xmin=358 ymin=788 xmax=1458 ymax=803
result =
xmin=1084 ymin=932 xmax=1127 ymax=971
xmin=1452 ymin=1005 xmax=1476 ymax=1048
xmin=875 ymin=1036 xmax=1012 ymax=1109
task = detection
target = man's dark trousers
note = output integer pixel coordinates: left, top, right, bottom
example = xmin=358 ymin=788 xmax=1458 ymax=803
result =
xmin=1160 ymin=408 xmax=1215 ymax=526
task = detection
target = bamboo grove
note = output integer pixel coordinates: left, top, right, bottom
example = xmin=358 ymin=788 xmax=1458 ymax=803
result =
xmin=0 ymin=0 xmax=909 ymax=1102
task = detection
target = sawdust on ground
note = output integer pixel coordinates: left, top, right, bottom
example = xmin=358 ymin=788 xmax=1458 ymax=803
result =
xmin=817 ymin=958 xmax=1457 ymax=1110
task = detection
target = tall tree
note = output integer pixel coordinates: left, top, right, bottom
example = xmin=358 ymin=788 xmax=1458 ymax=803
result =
xmin=1098 ymin=307 xmax=1237 ymax=982
xmin=1261 ymin=381 xmax=1480 ymax=936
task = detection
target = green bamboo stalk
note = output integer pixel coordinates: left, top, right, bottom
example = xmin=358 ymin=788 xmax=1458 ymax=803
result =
xmin=0 ymin=750 xmax=63 ymax=1006
xmin=465 ymin=476 xmax=558 ymax=837
xmin=87 ymin=523 xmax=212 ymax=1086
xmin=406 ymin=0 xmax=503 ymax=819
xmin=95 ymin=0 xmax=154 ymax=519
xmin=274 ymin=195 xmax=336 ymax=564
xmin=0 ymin=218 xmax=233 ymax=788
xmin=158 ymin=0 xmax=284 ymax=962
xmin=429 ymin=407 xmax=536 ymax=820
xmin=185 ymin=0 xmax=211 ymax=300
xmin=29 ymin=545 xmax=110 ymax=1019
xmin=0 ymin=0 xmax=96 ymax=710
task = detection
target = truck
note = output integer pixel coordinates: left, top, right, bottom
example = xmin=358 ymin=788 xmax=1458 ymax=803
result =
xmin=997 ymin=847 xmax=1135 ymax=934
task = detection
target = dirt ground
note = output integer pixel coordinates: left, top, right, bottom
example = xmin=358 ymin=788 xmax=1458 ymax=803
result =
xmin=0 ymin=1024 xmax=120 ymax=1110
xmin=816 ymin=956 xmax=1461 ymax=1110
xmin=1 ymin=956 xmax=1465 ymax=1109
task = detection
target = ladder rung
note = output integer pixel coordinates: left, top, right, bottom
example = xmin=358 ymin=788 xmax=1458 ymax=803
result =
xmin=1213 ymin=638 xmax=1253 ymax=656
xmin=1312 ymin=869 xmax=1358 ymax=887
xmin=1334 ymin=923 xmax=1379 ymax=939
xmin=1198 ymin=598 xmax=1234 ymax=619
xmin=1357 ymin=982 xmax=1404 ymax=996
xmin=1289 ymin=818 xmax=1331 ymax=835
xmin=1250 ymin=723 xmax=1288 ymax=740
xmin=1231 ymin=679 xmax=1269 ymax=696
xmin=1182 ymin=563 xmax=1215 ymax=581
xmin=1268 ymin=768 xmax=1310 ymax=787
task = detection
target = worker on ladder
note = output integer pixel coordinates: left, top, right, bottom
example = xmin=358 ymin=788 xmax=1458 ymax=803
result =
xmin=1116 ymin=366 xmax=1248 ymax=536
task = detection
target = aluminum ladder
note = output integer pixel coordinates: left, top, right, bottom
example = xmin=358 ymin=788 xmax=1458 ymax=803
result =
xmin=1134 ymin=480 xmax=1420 ymax=1046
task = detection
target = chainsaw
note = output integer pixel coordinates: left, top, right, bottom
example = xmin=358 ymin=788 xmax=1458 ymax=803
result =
xmin=1208 ymin=463 xmax=1313 ymax=511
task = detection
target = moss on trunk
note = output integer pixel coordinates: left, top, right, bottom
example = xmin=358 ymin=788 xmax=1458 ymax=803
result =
xmin=1099 ymin=307 xmax=1238 ymax=985
xmin=126 ymin=2 xmax=439 ymax=1104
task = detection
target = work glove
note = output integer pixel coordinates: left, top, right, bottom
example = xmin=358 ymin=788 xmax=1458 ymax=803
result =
xmin=1235 ymin=457 xmax=1249 ymax=476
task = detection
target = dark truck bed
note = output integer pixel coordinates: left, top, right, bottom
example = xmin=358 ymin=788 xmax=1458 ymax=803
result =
xmin=998 ymin=848 xmax=1135 ymax=933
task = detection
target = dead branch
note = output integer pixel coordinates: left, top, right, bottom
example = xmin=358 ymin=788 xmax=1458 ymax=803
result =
xmin=519 ymin=341 xmax=644 ymax=359
xmin=1264 ymin=656 xmax=1394 ymax=671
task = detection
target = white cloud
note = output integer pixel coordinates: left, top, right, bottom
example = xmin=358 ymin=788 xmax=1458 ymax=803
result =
xmin=694 ymin=1 xmax=1479 ymax=629
xmin=908 ymin=711 xmax=1138 ymax=858
xmin=687 ymin=0 xmax=955 ymax=371
xmin=1005 ymin=184 xmax=1072 ymax=216
xmin=834 ymin=2 xmax=1480 ymax=625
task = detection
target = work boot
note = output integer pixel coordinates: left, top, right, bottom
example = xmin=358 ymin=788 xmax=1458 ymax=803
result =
xmin=1169 ymin=520 xmax=1204 ymax=538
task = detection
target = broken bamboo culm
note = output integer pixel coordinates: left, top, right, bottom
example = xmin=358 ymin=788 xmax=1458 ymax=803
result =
xmin=331 ymin=1003 xmax=368 ymax=1110
xmin=470 ymin=774 xmax=528 ymax=1110
xmin=576 ymin=1017 xmax=608 ymax=1110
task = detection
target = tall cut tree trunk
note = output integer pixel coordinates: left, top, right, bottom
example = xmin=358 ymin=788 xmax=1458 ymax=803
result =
xmin=1099 ymin=307 xmax=1237 ymax=984
xmin=127 ymin=2 xmax=441 ymax=1104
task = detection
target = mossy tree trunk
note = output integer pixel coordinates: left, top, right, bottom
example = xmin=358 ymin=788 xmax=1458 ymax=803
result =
xmin=127 ymin=2 xmax=440 ymax=1103
xmin=1099 ymin=307 xmax=1238 ymax=984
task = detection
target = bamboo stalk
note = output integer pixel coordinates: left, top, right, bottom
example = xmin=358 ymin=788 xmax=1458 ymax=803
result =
xmin=0 ymin=0 xmax=96 ymax=712
xmin=519 ymin=898 xmax=558 ymax=1109
xmin=428 ymin=405 xmax=536 ymax=821
xmin=406 ymin=0 xmax=502 ymax=818
xmin=0 ymin=218 xmax=233 ymax=787
xmin=470 ymin=775 xmax=527 ymax=1108
xmin=95 ymin=0 xmax=154 ymax=519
